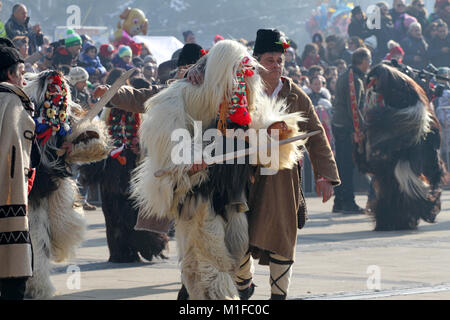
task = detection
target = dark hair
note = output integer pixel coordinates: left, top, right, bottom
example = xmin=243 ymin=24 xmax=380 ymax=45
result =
xmin=0 ymin=63 xmax=20 ymax=82
xmin=348 ymin=36 xmax=365 ymax=49
xmin=182 ymin=30 xmax=194 ymax=41
xmin=130 ymin=77 xmax=150 ymax=89
xmin=334 ymin=59 xmax=346 ymax=66
xmin=308 ymin=65 xmax=324 ymax=77
xmin=301 ymin=43 xmax=318 ymax=62
xmin=312 ymin=33 xmax=323 ymax=43
xmin=324 ymin=66 xmax=338 ymax=77
xmin=105 ymin=68 xmax=125 ymax=85
xmin=352 ymin=47 xmax=371 ymax=66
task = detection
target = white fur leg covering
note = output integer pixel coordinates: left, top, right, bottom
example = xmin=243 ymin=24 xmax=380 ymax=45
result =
xmin=176 ymin=197 xmax=239 ymax=300
xmin=224 ymin=207 xmax=249 ymax=267
xmin=25 ymin=201 xmax=55 ymax=299
xmin=47 ymin=178 xmax=86 ymax=262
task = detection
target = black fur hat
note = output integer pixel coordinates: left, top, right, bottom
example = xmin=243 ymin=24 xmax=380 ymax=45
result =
xmin=253 ymin=29 xmax=287 ymax=56
xmin=177 ymin=43 xmax=203 ymax=67
xmin=0 ymin=45 xmax=24 ymax=70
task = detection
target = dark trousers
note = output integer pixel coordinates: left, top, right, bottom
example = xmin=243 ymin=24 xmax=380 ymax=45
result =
xmin=0 ymin=277 xmax=28 ymax=300
xmin=332 ymin=126 xmax=356 ymax=206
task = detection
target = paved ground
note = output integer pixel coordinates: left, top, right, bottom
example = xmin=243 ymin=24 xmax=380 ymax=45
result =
xmin=50 ymin=190 xmax=450 ymax=300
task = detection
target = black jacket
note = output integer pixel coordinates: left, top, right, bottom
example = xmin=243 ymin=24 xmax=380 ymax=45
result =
xmin=4 ymin=16 xmax=43 ymax=55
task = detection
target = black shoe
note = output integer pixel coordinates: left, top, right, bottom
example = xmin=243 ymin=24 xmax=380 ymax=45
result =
xmin=341 ymin=203 xmax=365 ymax=214
xmin=270 ymin=293 xmax=286 ymax=300
xmin=238 ymin=283 xmax=255 ymax=300
xmin=332 ymin=202 xmax=343 ymax=213
xmin=177 ymin=284 xmax=189 ymax=300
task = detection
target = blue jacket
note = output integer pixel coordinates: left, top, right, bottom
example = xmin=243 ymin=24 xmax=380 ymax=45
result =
xmin=112 ymin=54 xmax=134 ymax=71
xmin=79 ymin=53 xmax=107 ymax=76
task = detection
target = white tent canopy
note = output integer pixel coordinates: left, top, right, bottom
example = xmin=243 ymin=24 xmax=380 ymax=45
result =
xmin=133 ymin=35 xmax=184 ymax=66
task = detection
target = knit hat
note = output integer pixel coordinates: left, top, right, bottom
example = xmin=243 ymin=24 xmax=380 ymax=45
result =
xmin=99 ymin=44 xmax=116 ymax=58
xmin=143 ymin=54 xmax=156 ymax=64
xmin=65 ymin=29 xmax=82 ymax=48
xmin=0 ymin=46 xmax=24 ymax=70
xmin=118 ymin=45 xmax=132 ymax=58
xmin=177 ymin=43 xmax=203 ymax=67
xmin=253 ymin=29 xmax=289 ymax=56
xmin=68 ymin=67 xmax=89 ymax=85
xmin=364 ymin=35 xmax=378 ymax=49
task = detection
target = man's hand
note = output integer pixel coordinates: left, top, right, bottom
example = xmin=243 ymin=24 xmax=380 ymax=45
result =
xmin=315 ymin=178 xmax=333 ymax=203
xmin=93 ymin=85 xmax=109 ymax=99
xmin=267 ymin=121 xmax=292 ymax=140
xmin=188 ymin=160 xmax=208 ymax=173
xmin=186 ymin=67 xmax=204 ymax=85
xmin=32 ymin=24 xmax=42 ymax=34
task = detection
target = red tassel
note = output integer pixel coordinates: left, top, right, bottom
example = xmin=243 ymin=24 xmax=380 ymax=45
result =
xmin=229 ymin=107 xmax=251 ymax=126
xmin=27 ymin=168 xmax=36 ymax=195
xmin=36 ymin=127 xmax=53 ymax=145
xmin=244 ymin=69 xmax=254 ymax=77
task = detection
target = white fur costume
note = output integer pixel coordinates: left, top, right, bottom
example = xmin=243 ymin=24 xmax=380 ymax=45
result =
xmin=23 ymin=71 xmax=110 ymax=299
xmin=131 ymin=40 xmax=305 ymax=299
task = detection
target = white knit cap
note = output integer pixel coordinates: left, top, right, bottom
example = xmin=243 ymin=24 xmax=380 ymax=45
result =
xmin=68 ymin=67 xmax=89 ymax=85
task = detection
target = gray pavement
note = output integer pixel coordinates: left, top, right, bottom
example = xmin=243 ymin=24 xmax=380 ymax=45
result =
xmin=50 ymin=191 xmax=450 ymax=300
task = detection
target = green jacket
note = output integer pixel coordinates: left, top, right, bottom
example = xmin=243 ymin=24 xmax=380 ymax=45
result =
xmin=332 ymin=66 xmax=367 ymax=133
xmin=0 ymin=20 xmax=6 ymax=38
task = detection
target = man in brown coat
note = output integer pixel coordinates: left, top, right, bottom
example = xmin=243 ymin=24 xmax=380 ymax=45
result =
xmin=235 ymin=29 xmax=341 ymax=300
xmin=0 ymin=44 xmax=34 ymax=300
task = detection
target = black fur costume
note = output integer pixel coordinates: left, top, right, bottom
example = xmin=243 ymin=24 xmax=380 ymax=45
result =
xmin=354 ymin=63 xmax=446 ymax=231
xmin=79 ymin=110 xmax=168 ymax=263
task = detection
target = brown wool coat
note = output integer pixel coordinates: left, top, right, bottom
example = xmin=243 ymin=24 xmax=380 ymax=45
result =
xmin=248 ymin=77 xmax=340 ymax=264
xmin=0 ymin=85 xmax=35 ymax=279
xmin=108 ymin=85 xmax=165 ymax=113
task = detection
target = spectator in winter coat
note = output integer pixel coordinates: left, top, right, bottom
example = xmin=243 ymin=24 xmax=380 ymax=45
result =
xmin=300 ymin=43 xmax=320 ymax=69
xmin=406 ymin=0 xmax=429 ymax=30
xmin=428 ymin=19 xmax=450 ymax=67
xmin=401 ymin=21 xmax=429 ymax=69
xmin=390 ymin=0 xmax=407 ymax=31
xmin=325 ymin=35 xmax=350 ymax=65
xmin=373 ymin=2 xmax=396 ymax=62
xmin=428 ymin=0 xmax=450 ymax=27
xmin=79 ymin=43 xmax=107 ymax=82
xmin=4 ymin=4 xmax=43 ymax=55
xmin=98 ymin=44 xmax=116 ymax=71
xmin=67 ymin=66 xmax=91 ymax=110
xmin=347 ymin=6 xmax=372 ymax=40
xmin=312 ymin=32 xmax=327 ymax=62
xmin=112 ymin=45 xmax=134 ymax=71
xmin=52 ymin=29 xmax=82 ymax=73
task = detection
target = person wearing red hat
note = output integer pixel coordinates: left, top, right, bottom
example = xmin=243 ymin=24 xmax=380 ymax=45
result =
xmin=99 ymin=43 xmax=116 ymax=71
xmin=384 ymin=40 xmax=405 ymax=63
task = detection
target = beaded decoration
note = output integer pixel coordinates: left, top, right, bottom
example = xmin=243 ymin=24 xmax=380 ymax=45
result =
xmin=217 ymin=56 xmax=255 ymax=134
xmin=108 ymin=108 xmax=141 ymax=149
xmin=34 ymin=73 xmax=72 ymax=145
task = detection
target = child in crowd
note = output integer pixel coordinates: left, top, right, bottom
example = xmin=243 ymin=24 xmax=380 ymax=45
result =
xmin=79 ymin=42 xmax=107 ymax=82
xmin=112 ymin=45 xmax=134 ymax=70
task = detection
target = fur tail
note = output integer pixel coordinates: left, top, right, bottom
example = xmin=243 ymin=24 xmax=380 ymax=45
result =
xmin=394 ymin=160 xmax=430 ymax=200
